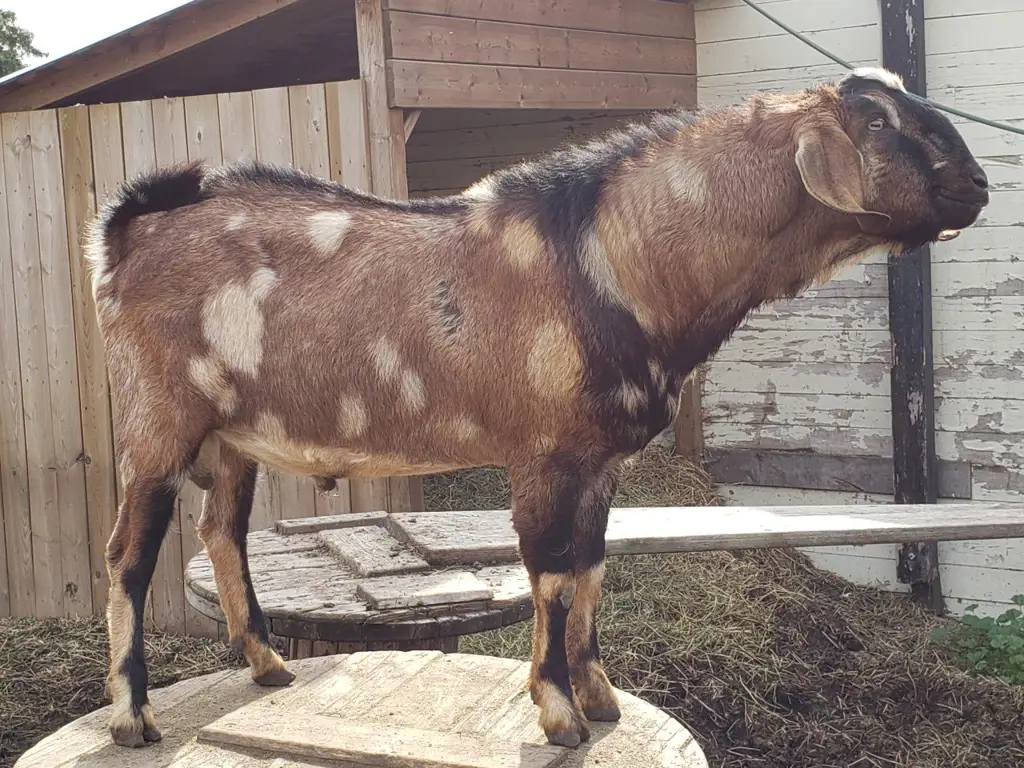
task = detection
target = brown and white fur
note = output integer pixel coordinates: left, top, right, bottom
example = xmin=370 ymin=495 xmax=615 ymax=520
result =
xmin=86 ymin=67 xmax=988 ymax=748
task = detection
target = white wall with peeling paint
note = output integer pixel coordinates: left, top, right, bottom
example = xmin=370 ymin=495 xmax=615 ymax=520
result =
xmin=695 ymin=0 xmax=1024 ymax=617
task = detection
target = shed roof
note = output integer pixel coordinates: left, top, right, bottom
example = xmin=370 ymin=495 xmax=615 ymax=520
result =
xmin=0 ymin=0 xmax=360 ymax=113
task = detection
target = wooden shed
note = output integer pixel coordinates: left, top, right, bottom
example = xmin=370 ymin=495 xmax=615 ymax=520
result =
xmin=0 ymin=0 xmax=697 ymax=634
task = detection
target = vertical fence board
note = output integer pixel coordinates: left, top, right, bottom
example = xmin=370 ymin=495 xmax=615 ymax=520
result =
xmin=218 ymin=91 xmax=257 ymax=162
xmin=59 ymin=105 xmax=118 ymax=618
xmin=0 ymin=113 xmax=27 ymax=617
xmin=147 ymin=96 xmax=192 ymax=635
xmin=2 ymin=112 xmax=64 ymax=617
xmin=252 ymin=87 xmax=293 ymax=165
xmin=86 ymin=104 xmax=125 ymax=616
xmin=31 ymin=110 xmax=92 ymax=616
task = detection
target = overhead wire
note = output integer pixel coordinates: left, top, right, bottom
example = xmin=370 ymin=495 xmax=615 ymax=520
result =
xmin=738 ymin=0 xmax=1024 ymax=136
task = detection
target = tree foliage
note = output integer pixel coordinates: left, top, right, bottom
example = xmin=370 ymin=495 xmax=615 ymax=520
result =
xmin=0 ymin=10 xmax=43 ymax=78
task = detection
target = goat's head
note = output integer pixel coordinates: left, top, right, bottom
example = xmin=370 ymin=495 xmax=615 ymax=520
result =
xmin=795 ymin=66 xmax=988 ymax=247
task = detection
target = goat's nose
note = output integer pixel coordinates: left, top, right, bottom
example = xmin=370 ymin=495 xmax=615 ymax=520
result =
xmin=971 ymin=168 xmax=989 ymax=190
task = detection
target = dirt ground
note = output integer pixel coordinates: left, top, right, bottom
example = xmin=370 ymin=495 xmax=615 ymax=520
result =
xmin=2 ymin=447 xmax=1022 ymax=767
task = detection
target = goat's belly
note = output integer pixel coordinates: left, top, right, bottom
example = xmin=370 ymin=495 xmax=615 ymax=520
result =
xmin=215 ymin=428 xmax=471 ymax=479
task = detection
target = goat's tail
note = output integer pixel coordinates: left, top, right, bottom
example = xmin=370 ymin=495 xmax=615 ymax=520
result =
xmin=84 ymin=160 xmax=209 ymax=299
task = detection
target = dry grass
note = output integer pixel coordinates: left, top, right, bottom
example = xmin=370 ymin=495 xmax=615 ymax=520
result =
xmin=2 ymin=447 xmax=1021 ymax=767
xmin=425 ymin=447 xmax=1024 ymax=768
xmin=0 ymin=616 xmax=241 ymax=766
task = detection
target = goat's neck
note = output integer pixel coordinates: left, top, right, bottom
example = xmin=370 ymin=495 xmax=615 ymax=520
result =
xmin=594 ymin=116 xmax=876 ymax=379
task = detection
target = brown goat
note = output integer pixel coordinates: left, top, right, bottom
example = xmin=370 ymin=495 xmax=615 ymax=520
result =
xmin=86 ymin=67 xmax=988 ymax=749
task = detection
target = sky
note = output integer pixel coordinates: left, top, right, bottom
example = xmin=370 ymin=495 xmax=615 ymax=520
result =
xmin=6 ymin=0 xmax=188 ymax=65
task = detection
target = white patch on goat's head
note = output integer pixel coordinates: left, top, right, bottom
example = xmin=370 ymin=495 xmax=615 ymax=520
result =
xmin=188 ymin=355 xmax=238 ymax=415
xmin=400 ymin=370 xmax=427 ymax=412
xmin=848 ymin=66 xmax=906 ymax=93
xmin=371 ymin=337 xmax=402 ymax=382
xmin=617 ymin=381 xmax=647 ymax=416
xmin=338 ymin=394 xmax=369 ymax=437
xmin=226 ymin=212 xmax=248 ymax=231
xmin=307 ymin=210 xmax=353 ymax=255
xmin=579 ymin=228 xmax=630 ymax=308
xmin=502 ymin=217 xmax=545 ymax=270
xmin=527 ymin=321 xmax=582 ymax=399
xmin=665 ymin=155 xmax=708 ymax=207
xmin=463 ymin=176 xmax=497 ymax=201
xmin=201 ymin=268 xmax=278 ymax=377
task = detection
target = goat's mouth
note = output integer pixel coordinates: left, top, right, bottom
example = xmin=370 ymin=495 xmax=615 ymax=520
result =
xmin=934 ymin=190 xmax=987 ymax=232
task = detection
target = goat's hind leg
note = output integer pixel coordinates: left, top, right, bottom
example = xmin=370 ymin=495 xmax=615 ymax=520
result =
xmin=197 ymin=439 xmax=293 ymax=686
xmin=105 ymin=468 xmax=181 ymax=746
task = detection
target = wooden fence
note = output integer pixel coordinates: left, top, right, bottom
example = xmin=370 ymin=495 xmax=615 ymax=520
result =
xmin=0 ymin=78 xmax=404 ymax=636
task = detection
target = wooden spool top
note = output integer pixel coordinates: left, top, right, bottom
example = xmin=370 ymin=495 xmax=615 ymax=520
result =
xmin=185 ymin=510 xmax=536 ymax=643
xmin=17 ymin=652 xmax=708 ymax=768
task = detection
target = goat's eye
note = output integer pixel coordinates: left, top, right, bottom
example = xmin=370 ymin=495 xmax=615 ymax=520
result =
xmin=868 ymin=117 xmax=887 ymax=131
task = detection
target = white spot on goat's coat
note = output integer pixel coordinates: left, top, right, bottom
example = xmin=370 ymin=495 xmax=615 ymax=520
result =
xmin=188 ymin=355 xmax=238 ymax=414
xmin=666 ymin=156 xmax=707 ymax=206
xmin=338 ymin=394 xmax=369 ymax=437
xmin=201 ymin=267 xmax=278 ymax=377
xmin=580 ymin=228 xmax=630 ymax=309
xmin=226 ymin=212 xmax=248 ymax=231
xmin=371 ymin=337 xmax=402 ymax=382
xmin=401 ymin=370 xmax=427 ymax=412
xmin=617 ymin=381 xmax=646 ymax=415
xmin=463 ymin=176 xmax=497 ymax=201
xmin=307 ymin=210 xmax=353 ymax=254
xmin=527 ymin=321 xmax=582 ymax=398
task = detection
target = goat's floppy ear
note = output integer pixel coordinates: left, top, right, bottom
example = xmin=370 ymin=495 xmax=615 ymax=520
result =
xmin=794 ymin=120 xmax=890 ymax=227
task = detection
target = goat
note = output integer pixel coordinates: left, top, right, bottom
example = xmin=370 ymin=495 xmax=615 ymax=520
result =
xmin=86 ymin=67 xmax=988 ymax=749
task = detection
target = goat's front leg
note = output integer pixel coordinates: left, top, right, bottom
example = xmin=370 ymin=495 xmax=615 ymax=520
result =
xmin=567 ymin=470 xmax=620 ymax=722
xmin=105 ymin=470 xmax=178 ymax=747
xmin=197 ymin=442 xmax=293 ymax=686
xmin=511 ymin=465 xmax=592 ymax=747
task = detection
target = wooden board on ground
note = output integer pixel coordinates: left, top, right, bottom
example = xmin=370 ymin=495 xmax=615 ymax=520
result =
xmin=199 ymin=710 xmax=567 ymax=768
xmin=357 ymin=570 xmax=494 ymax=610
xmin=319 ymin=525 xmax=431 ymax=577
xmin=389 ymin=503 xmax=1024 ymax=563
xmin=276 ymin=510 xmax=388 ymax=535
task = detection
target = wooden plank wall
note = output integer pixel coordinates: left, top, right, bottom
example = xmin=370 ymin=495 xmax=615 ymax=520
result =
xmin=382 ymin=0 xmax=697 ymax=110
xmin=694 ymin=0 xmax=1024 ymax=617
xmin=406 ymin=108 xmax=643 ymax=197
xmin=0 ymin=79 xmax=393 ymax=634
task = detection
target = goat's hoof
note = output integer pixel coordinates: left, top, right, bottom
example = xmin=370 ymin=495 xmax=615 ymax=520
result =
xmin=253 ymin=665 xmax=296 ymax=687
xmin=582 ymin=699 xmax=621 ymax=722
xmin=545 ymin=714 xmax=590 ymax=748
xmin=143 ymin=723 xmax=163 ymax=743
xmin=109 ymin=723 xmax=147 ymax=748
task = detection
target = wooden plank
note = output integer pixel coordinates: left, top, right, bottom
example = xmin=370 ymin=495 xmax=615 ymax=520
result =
xmin=149 ymin=95 xmax=191 ymax=634
xmin=390 ymin=503 xmax=1024 ymax=559
xmin=386 ymin=12 xmax=696 ymax=73
xmin=403 ymin=108 xmax=421 ymax=141
xmin=319 ymin=526 xmax=431 ymax=577
xmin=184 ymin=94 xmax=224 ymax=165
xmin=0 ymin=109 xmax=26 ymax=617
xmin=326 ymin=80 xmax=371 ymax=191
xmin=883 ymin=0 xmax=943 ymax=612
xmin=217 ymin=90 xmax=258 ymax=162
xmin=31 ymin=110 xmax=92 ymax=617
xmin=357 ymin=570 xmax=493 ymax=610
xmin=706 ymin=449 xmax=972 ymax=500
xmin=387 ymin=61 xmax=698 ymax=110
xmin=276 ymin=510 xmax=388 ymax=535
xmin=252 ymin=86 xmax=294 ymax=165
xmin=389 ymin=510 xmax=520 ymax=566
xmin=2 ymin=110 xmax=63 ymax=618
xmin=86 ymin=102 xmax=126 ymax=612
xmin=0 ymin=0 xmax=307 ymax=112
xmin=674 ymin=370 xmax=703 ymax=460
xmin=289 ymin=84 xmax=331 ymax=179
xmin=357 ymin=0 xmax=409 ymax=198
xmin=198 ymin=708 xmax=569 ymax=767
xmin=384 ymin=0 xmax=696 ymax=39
